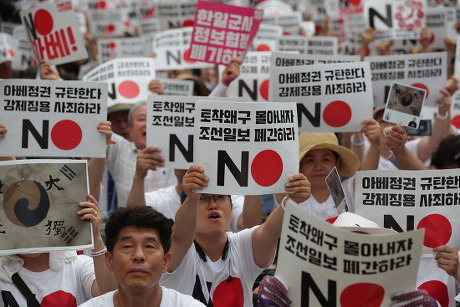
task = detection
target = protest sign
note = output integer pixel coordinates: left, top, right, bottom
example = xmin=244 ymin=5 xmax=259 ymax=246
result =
xmin=139 ymin=18 xmax=161 ymax=36
xmin=159 ymin=79 xmax=194 ymax=96
xmin=0 ymin=159 xmax=92 ymax=255
xmin=153 ymin=27 xmax=214 ymax=71
xmin=193 ymin=100 xmax=298 ymax=195
xmin=277 ymin=200 xmax=423 ymax=307
xmin=326 ymin=167 xmax=348 ymax=214
xmin=97 ymin=36 xmax=154 ymax=63
xmin=367 ymin=52 xmax=446 ymax=107
xmin=11 ymin=26 xmax=38 ymax=70
xmin=276 ymin=36 xmax=338 ymax=56
xmin=261 ymin=11 xmax=303 ymax=35
xmin=270 ymin=61 xmax=373 ymax=132
xmin=87 ymin=8 xmax=132 ymax=38
xmin=189 ymin=0 xmax=263 ymax=65
xmin=355 ymin=169 xmax=460 ymax=253
xmin=221 ymin=51 xmax=271 ymax=101
xmin=451 ymin=90 xmax=460 ymax=130
xmin=364 ymin=0 xmax=427 ymax=40
xmin=0 ymin=33 xmax=17 ymax=64
xmin=0 ymin=79 xmax=107 ymax=158
xmin=147 ymin=96 xmax=248 ymax=169
xmin=157 ymin=1 xmax=197 ymax=30
xmin=83 ymin=57 xmax=155 ymax=107
xmin=251 ymin=23 xmax=282 ymax=52
xmin=270 ymin=52 xmax=359 ymax=68
xmin=425 ymin=7 xmax=456 ymax=51
xmin=255 ymin=0 xmax=293 ymax=15
xmin=20 ymin=1 xmax=88 ymax=65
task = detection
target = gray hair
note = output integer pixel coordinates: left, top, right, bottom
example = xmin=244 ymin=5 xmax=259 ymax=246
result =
xmin=128 ymin=100 xmax=147 ymax=127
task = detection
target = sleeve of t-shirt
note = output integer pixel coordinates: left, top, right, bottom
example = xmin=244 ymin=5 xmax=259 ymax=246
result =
xmin=75 ymin=255 xmax=96 ymax=301
xmin=106 ymin=133 xmax=123 ymax=174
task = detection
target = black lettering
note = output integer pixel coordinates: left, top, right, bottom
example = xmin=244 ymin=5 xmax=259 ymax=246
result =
xmin=238 ymin=79 xmax=257 ymax=100
xmin=22 ymin=119 xmax=49 ymax=149
xmin=166 ymin=50 xmax=181 ymax=65
xmin=369 ymin=5 xmax=393 ymax=29
xmin=383 ymin=215 xmax=414 ymax=232
xmin=297 ymin=103 xmax=321 ymax=127
xmin=23 ymin=13 xmax=38 ymax=41
xmin=301 ymin=271 xmax=337 ymax=306
xmin=169 ymin=134 xmax=193 ymax=162
xmin=217 ymin=150 xmax=248 ymax=187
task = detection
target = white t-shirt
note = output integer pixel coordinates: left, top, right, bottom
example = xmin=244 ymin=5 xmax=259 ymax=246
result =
xmin=160 ymin=227 xmax=271 ymax=307
xmin=78 ymin=287 xmax=206 ymax=307
xmin=0 ymin=255 xmax=94 ymax=307
xmin=364 ymin=137 xmax=421 ymax=170
xmin=417 ymin=254 xmax=460 ymax=307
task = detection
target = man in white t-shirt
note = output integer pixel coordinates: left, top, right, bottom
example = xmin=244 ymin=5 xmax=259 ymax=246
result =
xmin=79 ymin=206 xmax=205 ymax=307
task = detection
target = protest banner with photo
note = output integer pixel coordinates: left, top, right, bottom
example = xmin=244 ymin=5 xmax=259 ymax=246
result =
xmin=270 ymin=52 xmax=359 ymax=68
xmin=19 ymin=1 xmax=88 ymax=65
xmin=0 ymin=33 xmax=17 ymax=64
xmin=189 ymin=0 xmax=264 ymax=65
xmin=159 ymin=79 xmax=195 ymax=96
xmin=277 ymin=200 xmax=424 ymax=307
xmin=87 ymin=8 xmax=132 ymax=38
xmin=97 ymin=36 xmax=154 ymax=63
xmin=261 ymin=11 xmax=303 ymax=35
xmin=10 ymin=26 xmax=38 ymax=71
xmin=270 ymin=61 xmax=373 ymax=132
xmin=383 ymin=82 xmax=427 ymax=128
xmin=147 ymin=96 xmax=248 ymax=169
xmin=363 ymin=0 xmax=427 ymax=40
xmin=0 ymin=159 xmax=92 ymax=255
xmin=221 ymin=51 xmax=271 ymax=102
xmin=193 ymin=100 xmax=298 ymax=195
xmin=157 ymin=1 xmax=197 ymax=30
xmin=355 ymin=169 xmax=460 ymax=253
xmin=0 ymin=79 xmax=108 ymax=158
xmin=153 ymin=27 xmax=214 ymax=71
xmin=367 ymin=52 xmax=447 ymax=107
xmin=276 ymin=36 xmax=338 ymax=56
xmin=326 ymin=167 xmax=348 ymax=214
xmin=251 ymin=23 xmax=282 ymax=52
xmin=83 ymin=57 xmax=155 ymax=107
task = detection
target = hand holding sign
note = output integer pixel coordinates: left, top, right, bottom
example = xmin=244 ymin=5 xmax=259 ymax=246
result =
xmin=182 ymin=165 xmax=209 ymax=203
xmin=39 ymin=60 xmax=61 ymax=80
xmin=283 ymin=173 xmax=311 ymax=204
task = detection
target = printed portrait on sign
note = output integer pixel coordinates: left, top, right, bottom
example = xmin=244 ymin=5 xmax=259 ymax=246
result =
xmin=0 ymin=160 xmax=91 ymax=254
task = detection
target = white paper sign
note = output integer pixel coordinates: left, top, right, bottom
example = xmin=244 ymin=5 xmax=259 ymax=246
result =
xmin=276 ymin=36 xmax=338 ymax=56
xmin=87 ymin=8 xmax=132 ymax=38
xmin=367 ymin=52 xmax=447 ymax=107
xmin=10 ymin=26 xmax=38 ymax=71
xmin=270 ymin=52 xmax=359 ymax=68
xmin=0 ymin=159 xmax=92 ymax=255
xmin=355 ymin=169 xmax=460 ymax=253
xmin=157 ymin=1 xmax=197 ymax=30
xmin=262 ymin=12 xmax=302 ymax=35
xmin=277 ymin=200 xmax=423 ymax=307
xmin=251 ymin=23 xmax=282 ymax=52
xmin=0 ymin=33 xmax=17 ymax=64
xmin=20 ymin=1 xmax=88 ymax=65
xmin=451 ymin=90 xmax=460 ymax=130
xmin=159 ymin=79 xmax=194 ymax=96
xmin=193 ymin=100 xmax=299 ymax=195
xmin=270 ymin=61 xmax=373 ymax=132
xmin=97 ymin=36 xmax=154 ymax=63
xmin=0 ymin=79 xmax=108 ymax=158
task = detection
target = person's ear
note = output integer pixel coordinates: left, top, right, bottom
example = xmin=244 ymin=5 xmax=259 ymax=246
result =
xmin=162 ymin=252 xmax=172 ymax=273
xmin=105 ymin=251 xmax=114 ymax=272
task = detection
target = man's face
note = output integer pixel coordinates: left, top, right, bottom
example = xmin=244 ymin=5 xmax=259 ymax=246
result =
xmin=195 ymin=194 xmax=232 ymax=238
xmin=300 ymin=149 xmax=340 ymax=189
xmin=109 ymin=110 xmax=130 ymax=141
xmin=106 ymin=226 xmax=171 ymax=291
xmin=129 ymin=105 xmax=147 ymax=149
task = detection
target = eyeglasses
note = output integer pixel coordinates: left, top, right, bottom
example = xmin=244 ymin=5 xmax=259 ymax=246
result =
xmin=199 ymin=194 xmax=229 ymax=204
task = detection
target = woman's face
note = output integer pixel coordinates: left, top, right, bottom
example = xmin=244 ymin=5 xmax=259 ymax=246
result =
xmin=300 ymin=148 xmax=340 ymax=189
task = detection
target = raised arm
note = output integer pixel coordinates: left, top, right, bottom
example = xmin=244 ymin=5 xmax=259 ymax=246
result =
xmin=433 ymin=245 xmax=460 ymax=283
xmin=168 ymin=165 xmax=208 ymax=272
xmin=386 ymin=125 xmax=427 ymax=170
xmin=39 ymin=60 xmax=62 ymax=80
xmin=360 ymin=118 xmax=381 ymax=171
xmin=252 ymin=173 xmax=310 ymax=268
xmin=209 ymin=59 xmax=240 ymax=97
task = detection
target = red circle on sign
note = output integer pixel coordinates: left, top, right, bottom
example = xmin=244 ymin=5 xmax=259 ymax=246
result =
xmin=251 ymin=150 xmax=283 ymax=187
xmin=123 ymin=20 xmax=130 ymax=28
xmin=106 ymin=24 xmax=115 ymax=32
xmin=349 ymin=0 xmax=361 ymax=5
xmin=51 ymin=120 xmax=82 ymax=150
xmin=183 ymin=48 xmax=196 ymax=64
xmin=212 ymin=277 xmax=244 ymax=307
xmin=118 ymin=80 xmax=140 ymax=99
xmin=451 ymin=115 xmax=460 ymax=129
xmin=418 ymin=281 xmax=448 ymax=307
xmin=97 ymin=1 xmax=106 ymax=9
xmin=417 ymin=214 xmax=452 ymax=248
xmin=323 ymin=101 xmax=352 ymax=127
xmin=182 ymin=20 xmax=194 ymax=27
xmin=109 ymin=42 xmax=116 ymax=49
xmin=256 ymin=44 xmax=271 ymax=51
xmin=282 ymin=31 xmax=291 ymax=36
xmin=34 ymin=9 xmax=54 ymax=36
xmin=411 ymin=83 xmax=429 ymax=99
xmin=259 ymin=79 xmax=269 ymax=101
xmin=7 ymin=48 xmax=14 ymax=58
xmin=340 ymin=283 xmax=384 ymax=307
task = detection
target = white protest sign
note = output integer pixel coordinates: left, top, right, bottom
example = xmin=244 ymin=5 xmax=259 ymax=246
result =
xmin=276 ymin=36 xmax=338 ymax=56
xmin=0 ymin=159 xmax=92 ymax=255
xmin=0 ymin=33 xmax=17 ymax=64
xmin=83 ymin=57 xmax=155 ymax=107
xmin=262 ymin=12 xmax=303 ymax=35
xmin=97 ymin=36 xmax=154 ymax=63
xmin=0 ymin=79 xmax=108 ymax=158
xmin=251 ymin=23 xmax=282 ymax=52
xmin=270 ymin=61 xmax=373 ymax=132
xmin=451 ymin=90 xmax=460 ymax=130
xmin=157 ymin=1 xmax=197 ymax=30
xmin=454 ymin=40 xmax=460 ymax=80
xmin=87 ymin=8 xmax=132 ymax=38
xmin=255 ymin=0 xmax=293 ymax=15
xmin=159 ymin=79 xmax=194 ymax=96
xmin=367 ymin=52 xmax=447 ymax=107
xmin=221 ymin=51 xmax=271 ymax=102
xmin=20 ymin=1 xmax=88 ymax=65
xmin=364 ymin=0 xmax=427 ymax=40
xmin=355 ymin=169 xmax=460 ymax=253
xmin=10 ymin=26 xmax=38 ymax=71
xmin=193 ymin=100 xmax=299 ymax=195
xmin=270 ymin=52 xmax=359 ymax=68
xmin=153 ymin=27 xmax=214 ymax=71
xmin=425 ymin=7 xmax=456 ymax=51
xmin=277 ymin=200 xmax=423 ymax=307
xmin=147 ymin=96 xmax=248 ymax=169
xmin=139 ymin=18 xmax=162 ymax=36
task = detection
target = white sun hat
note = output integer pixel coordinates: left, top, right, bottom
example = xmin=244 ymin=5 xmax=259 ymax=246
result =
xmin=332 ymin=212 xmax=398 ymax=235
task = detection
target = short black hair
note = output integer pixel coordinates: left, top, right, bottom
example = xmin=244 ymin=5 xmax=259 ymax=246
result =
xmin=105 ymin=207 xmax=173 ymax=254
xmin=431 ymin=135 xmax=460 ymax=169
